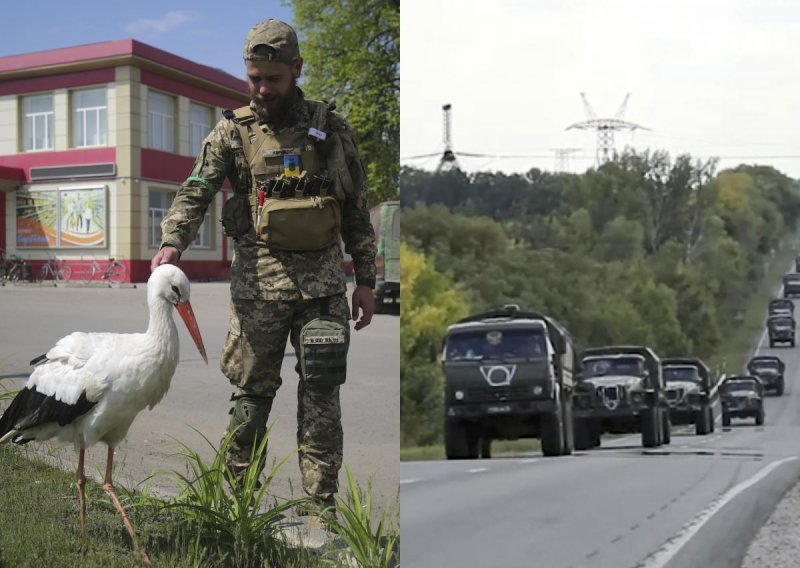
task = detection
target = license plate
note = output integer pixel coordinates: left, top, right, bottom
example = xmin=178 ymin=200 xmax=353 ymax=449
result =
xmin=487 ymin=405 xmax=512 ymax=414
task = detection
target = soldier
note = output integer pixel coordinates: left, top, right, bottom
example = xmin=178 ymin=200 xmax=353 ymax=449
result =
xmin=150 ymin=18 xmax=377 ymax=523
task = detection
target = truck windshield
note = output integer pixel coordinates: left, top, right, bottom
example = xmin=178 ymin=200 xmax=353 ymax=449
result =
xmin=664 ymin=366 xmax=700 ymax=382
xmin=750 ymin=361 xmax=779 ymax=371
xmin=445 ymin=328 xmax=547 ymax=361
xmin=584 ymin=357 xmax=644 ymax=378
xmin=722 ymin=381 xmax=757 ymax=394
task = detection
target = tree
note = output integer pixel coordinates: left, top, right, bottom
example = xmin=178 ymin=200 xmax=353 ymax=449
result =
xmin=289 ymin=0 xmax=399 ymax=204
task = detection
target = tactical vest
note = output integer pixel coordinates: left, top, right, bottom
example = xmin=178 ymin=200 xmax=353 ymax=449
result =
xmin=220 ymin=100 xmax=342 ymax=251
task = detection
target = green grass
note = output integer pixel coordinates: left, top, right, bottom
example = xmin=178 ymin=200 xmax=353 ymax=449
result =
xmin=711 ymin=238 xmax=799 ymax=376
xmin=401 ymin=438 xmax=541 ymax=461
xmin=0 ymin=429 xmax=398 ymax=568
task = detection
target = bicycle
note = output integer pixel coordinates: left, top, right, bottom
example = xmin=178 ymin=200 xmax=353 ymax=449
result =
xmin=82 ymin=257 xmax=128 ymax=284
xmin=38 ymin=257 xmax=72 ymax=283
xmin=0 ymin=255 xmax=27 ymax=284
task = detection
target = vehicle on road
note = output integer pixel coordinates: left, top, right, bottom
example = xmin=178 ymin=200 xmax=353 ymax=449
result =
xmin=662 ymin=358 xmax=718 ymax=435
xmin=720 ymin=376 xmax=765 ymax=426
xmin=796 ymin=254 xmax=800 ymax=272
xmin=768 ymin=298 xmax=794 ymax=318
xmin=441 ymin=304 xmax=579 ymax=459
xmin=573 ymin=346 xmax=670 ymax=449
xmin=767 ymin=315 xmax=795 ymax=347
xmin=370 ymin=201 xmax=399 ymax=313
xmin=746 ymin=355 xmax=786 ymax=396
xmin=783 ymin=273 xmax=800 ymax=298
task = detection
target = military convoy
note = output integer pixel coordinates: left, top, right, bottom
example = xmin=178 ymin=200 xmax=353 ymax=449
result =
xmin=441 ymin=288 xmax=793 ymax=459
xmin=441 ymin=305 xmax=578 ymax=459
xmin=662 ymin=358 xmax=718 ymax=435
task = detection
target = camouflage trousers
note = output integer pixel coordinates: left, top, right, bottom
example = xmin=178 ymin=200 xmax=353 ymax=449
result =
xmin=220 ymin=293 xmax=350 ymax=500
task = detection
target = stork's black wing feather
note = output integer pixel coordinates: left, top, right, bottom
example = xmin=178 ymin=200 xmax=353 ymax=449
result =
xmin=0 ymin=387 xmax=96 ymax=443
xmin=29 ymin=353 xmax=48 ymax=366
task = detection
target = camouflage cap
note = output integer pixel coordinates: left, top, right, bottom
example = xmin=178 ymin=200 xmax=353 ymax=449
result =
xmin=243 ymin=19 xmax=300 ymax=63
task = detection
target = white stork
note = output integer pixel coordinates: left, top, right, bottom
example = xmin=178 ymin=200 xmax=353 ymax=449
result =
xmin=0 ymin=264 xmax=207 ymax=566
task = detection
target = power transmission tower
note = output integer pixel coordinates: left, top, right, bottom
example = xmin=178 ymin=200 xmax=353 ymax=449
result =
xmin=549 ymin=147 xmax=582 ymax=173
xmin=566 ymin=93 xmax=649 ymax=165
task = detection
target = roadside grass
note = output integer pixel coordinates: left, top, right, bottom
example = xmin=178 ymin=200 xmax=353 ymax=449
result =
xmin=711 ymin=239 xmax=799 ymax=377
xmin=0 ymin=427 xmax=398 ymax=567
xmin=401 ymin=438 xmax=541 ymax=461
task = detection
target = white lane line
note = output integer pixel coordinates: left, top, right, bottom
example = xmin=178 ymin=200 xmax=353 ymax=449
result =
xmin=467 ymin=467 xmax=490 ymax=473
xmin=641 ymin=456 xmax=799 ymax=568
xmin=400 ymin=478 xmax=423 ymax=485
xmin=520 ymin=458 xmax=540 ymax=464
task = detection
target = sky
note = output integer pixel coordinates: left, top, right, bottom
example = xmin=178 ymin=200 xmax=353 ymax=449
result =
xmin=1 ymin=0 xmax=294 ymax=80
xmin=401 ymin=0 xmax=800 ymax=179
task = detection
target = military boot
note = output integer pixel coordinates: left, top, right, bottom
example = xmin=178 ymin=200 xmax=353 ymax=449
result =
xmin=296 ymin=495 xmax=338 ymax=531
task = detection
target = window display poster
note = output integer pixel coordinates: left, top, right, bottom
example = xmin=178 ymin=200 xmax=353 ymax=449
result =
xmin=59 ymin=188 xmax=106 ymax=247
xmin=16 ymin=190 xmax=56 ymax=248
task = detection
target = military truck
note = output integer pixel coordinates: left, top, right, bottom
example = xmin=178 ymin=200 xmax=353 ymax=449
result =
xmin=720 ymin=376 xmax=765 ymax=426
xmin=746 ymin=355 xmax=786 ymax=396
xmin=441 ymin=305 xmax=578 ymax=459
xmin=768 ymin=298 xmax=794 ymax=318
xmin=662 ymin=358 xmax=718 ymax=435
xmin=795 ymin=255 xmax=800 ymax=272
xmin=573 ymin=346 xmax=670 ymax=449
xmin=783 ymin=273 xmax=800 ymax=298
xmin=767 ymin=315 xmax=796 ymax=347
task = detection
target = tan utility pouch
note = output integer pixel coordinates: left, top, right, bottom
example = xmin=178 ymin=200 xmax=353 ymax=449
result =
xmin=257 ymin=196 xmax=341 ymax=251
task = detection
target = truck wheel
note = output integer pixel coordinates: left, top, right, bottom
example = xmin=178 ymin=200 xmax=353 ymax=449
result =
xmin=661 ymin=410 xmax=671 ymax=445
xmin=373 ymin=291 xmax=386 ymax=314
xmin=574 ymin=418 xmax=593 ymax=451
xmin=641 ymin=407 xmax=660 ymax=448
xmin=446 ymin=421 xmax=478 ymax=459
xmin=541 ymin=402 xmax=566 ymax=457
xmin=769 ymin=340 xmax=774 ymax=348
xmin=695 ymin=405 xmax=711 ymax=435
xmin=776 ymin=379 xmax=785 ymax=397
xmin=562 ymin=398 xmax=574 ymax=456
xmin=709 ymin=406 xmax=716 ymax=432
xmin=722 ymin=413 xmax=731 ymax=427
xmin=756 ymin=409 xmax=765 ymax=426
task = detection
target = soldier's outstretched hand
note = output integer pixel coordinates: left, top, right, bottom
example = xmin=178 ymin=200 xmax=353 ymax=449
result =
xmin=150 ymin=246 xmax=181 ymax=272
xmin=352 ymin=285 xmax=375 ymax=330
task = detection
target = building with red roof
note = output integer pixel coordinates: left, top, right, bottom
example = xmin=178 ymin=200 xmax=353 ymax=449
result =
xmin=0 ymin=39 xmax=249 ymax=282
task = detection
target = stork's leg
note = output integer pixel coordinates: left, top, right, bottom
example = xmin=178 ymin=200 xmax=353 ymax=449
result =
xmin=76 ymin=448 xmax=87 ymax=538
xmin=103 ymin=446 xmax=152 ymax=567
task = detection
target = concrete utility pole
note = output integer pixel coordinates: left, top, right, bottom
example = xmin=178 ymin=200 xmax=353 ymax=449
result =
xmin=567 ymin=93 xmax=649 ymax=165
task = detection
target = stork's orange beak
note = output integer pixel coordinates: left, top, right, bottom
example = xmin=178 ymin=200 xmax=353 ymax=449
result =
xmin=176 ymin=301 xmax=208 ymax=364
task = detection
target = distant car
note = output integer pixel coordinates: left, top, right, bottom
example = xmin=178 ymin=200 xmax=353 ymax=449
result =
xmin=720 ymin=376 xmax=765 ymax=426
xmin=370 ymin=201 xmax=399 ymax=313
xmin=783 ymin=273 xmax=800 ymax=298
xmin=767 ymin=315 xmax=795 ymax=347
xmin=768 ymin=298 xmax=794 ymax=318
xmin=746 ymin=355 xmax=786 ymax=396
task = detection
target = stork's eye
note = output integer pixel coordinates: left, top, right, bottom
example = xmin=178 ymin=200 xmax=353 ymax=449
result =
xmin=171 ymin=285 xmax=181 ymax=299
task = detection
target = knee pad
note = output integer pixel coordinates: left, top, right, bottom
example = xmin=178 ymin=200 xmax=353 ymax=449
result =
xmin=299 ymin=317 xmax=350 ymax=386
xmin=227 ymin=396 xmax=273 ymax=446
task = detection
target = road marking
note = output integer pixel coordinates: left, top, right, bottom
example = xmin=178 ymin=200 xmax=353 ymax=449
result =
xmin=400 ymin=478 xmax=422 ymax=485
xmin=520 ymin=458 xmax=540 ymax=464
xmin=467 ymin=467 xmax=490 ymax=473
xmin=640 ymin=456 xmax=799 ymax=568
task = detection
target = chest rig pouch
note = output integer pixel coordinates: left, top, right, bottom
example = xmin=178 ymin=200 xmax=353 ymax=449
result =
xmin=230 ymin=101 xmax=342 ymax=251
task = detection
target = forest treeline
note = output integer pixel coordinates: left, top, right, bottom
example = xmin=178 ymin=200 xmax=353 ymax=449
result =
xmin=400 ymin=150 xmax=800 ymax=447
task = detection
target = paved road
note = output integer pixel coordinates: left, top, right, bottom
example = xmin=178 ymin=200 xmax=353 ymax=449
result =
xmin=0 ymin=281 xmax=399 ymax=516
xmin=401 ymin=325 xmax=800 ymax=567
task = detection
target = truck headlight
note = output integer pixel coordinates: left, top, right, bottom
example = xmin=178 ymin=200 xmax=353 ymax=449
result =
xmin=455 ymin=390 xmax=464 ymax=401
xmin=533 ymin=385 xmax=544 ymax=396
xmin=631 ymin=391 xmax=644 ymax=405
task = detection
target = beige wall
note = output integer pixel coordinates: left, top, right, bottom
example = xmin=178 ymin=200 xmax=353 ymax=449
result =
xmin=112 ymin=66 xmax=142 ymax=261
xmin=0 ymin=95 xmax=17 ymax=154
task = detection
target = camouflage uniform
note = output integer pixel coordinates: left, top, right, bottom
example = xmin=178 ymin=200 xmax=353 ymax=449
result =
xmin=159 ymin=25 xmax=376 ymax=501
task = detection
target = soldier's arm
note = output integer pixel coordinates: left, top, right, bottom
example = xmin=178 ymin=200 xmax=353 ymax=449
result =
xmin=331 ymin=113 xmax=377 ymax=289
xmin=159 ymin=120 xmax=234 ymax=253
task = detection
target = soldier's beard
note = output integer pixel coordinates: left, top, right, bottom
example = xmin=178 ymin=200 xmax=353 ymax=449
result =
xmin=251 ymin=79 xmax=298 ymax=123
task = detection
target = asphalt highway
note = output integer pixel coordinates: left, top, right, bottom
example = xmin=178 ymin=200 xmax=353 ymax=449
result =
xmin=401 ymin=327 xmax=800 ymax=568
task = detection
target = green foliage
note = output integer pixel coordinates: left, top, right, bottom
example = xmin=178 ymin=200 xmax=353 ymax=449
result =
xmin=288 ymin=0 xmax=399 ymax=203
xmin=400 ymin=150 xmax=800 ymax=447
xmin=324 ymin=465 xmax=398 ymax=568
